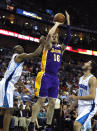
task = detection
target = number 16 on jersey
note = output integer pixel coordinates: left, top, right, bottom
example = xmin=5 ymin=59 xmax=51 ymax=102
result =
xmin=54 ymin=54 xmax=60 ymax=62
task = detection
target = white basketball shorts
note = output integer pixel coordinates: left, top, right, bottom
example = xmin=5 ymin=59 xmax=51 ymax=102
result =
xmin=0 ymin=78 xmax=14 ymax=108
xmin=76 ymin=103 xmax=97 ymax=130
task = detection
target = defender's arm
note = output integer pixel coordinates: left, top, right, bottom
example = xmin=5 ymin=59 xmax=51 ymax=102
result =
xmin=69 ymin=77 xmax=97 ymax=101
xmin=15 ymin=36 xmax=46 ymax=63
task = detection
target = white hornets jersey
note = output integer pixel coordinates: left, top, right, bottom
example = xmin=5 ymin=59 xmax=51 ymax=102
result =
xmin=3 ymin=53 xmax=24 ymax=84
xmin=78 ymin=74 xmax=97 ymax=105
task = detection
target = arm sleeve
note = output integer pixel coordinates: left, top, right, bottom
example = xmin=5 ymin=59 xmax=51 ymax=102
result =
xmin=63 ymin=25 xmax=71 ymax=46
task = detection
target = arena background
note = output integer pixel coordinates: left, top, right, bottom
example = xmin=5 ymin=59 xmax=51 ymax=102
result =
xmin=0 ymin=0 xmax=97 ymax=131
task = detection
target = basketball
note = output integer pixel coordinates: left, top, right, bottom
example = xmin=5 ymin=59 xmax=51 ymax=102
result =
xmin=53 ymin=13 xmax=65 ymax=23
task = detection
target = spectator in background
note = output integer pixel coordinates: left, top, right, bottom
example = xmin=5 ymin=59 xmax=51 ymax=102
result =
xmin=66 ymin=80 xmax=73 ymax=89
xmin=63 ymin=104 xmax=77 ymax=131
xmin=52 ymin=98 xmax=62 ymax=131
xmin=25 ymin=105 xmax=32 ymax=118
xmin=92 ymin=112 xmax=97 ymax=131
xmin=15 ymin=104 xmax=28 ymax=131
xmin=60 ymin=92 xmax=67 ymax=100
xmin=18 ymin=104 xmax=26 ymax=117
xmin=60 ymin=91 xmax=69 ymax=102
xmin=37 ymin=107 xmax=47 ymax=129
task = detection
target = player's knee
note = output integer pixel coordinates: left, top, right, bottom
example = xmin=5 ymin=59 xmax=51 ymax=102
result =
xmin=5 ymin=109 xmax=11 ymax=115
xmin=49 ymin=99 xmax=56 ymax=108
xmin=74 ymin=121 xmax=82 ymax=128
xmin=87 ymin=129 xmax=92 ymax=131
xmin=37 ymin=97 xmax=45 ymax=106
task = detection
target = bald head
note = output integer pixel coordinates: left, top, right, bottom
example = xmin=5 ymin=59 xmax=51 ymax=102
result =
xmin=13 ymin=45 xmax=24 ymax=54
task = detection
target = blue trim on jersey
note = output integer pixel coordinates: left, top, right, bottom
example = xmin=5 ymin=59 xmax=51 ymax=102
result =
xmin=2 ymin=63 xmax=20 ymax=108
xmin=77 ymin=101 xmax=95 ymax=125
xmin=79 ymin=84 xmax=87 ymax=90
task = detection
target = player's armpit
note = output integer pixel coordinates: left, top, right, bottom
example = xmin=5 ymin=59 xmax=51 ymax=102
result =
xmin=61 ymin=44 xmax=67 ymax=54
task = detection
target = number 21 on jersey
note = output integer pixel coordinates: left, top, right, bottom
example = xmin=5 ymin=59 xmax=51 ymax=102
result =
xmin=54 ymin=54 xmax=60 ymax=62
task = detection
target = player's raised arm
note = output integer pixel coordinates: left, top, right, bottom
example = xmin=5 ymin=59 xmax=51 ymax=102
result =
xmin=48 ymin=22 xmax=62 ymax=36
xmin=61 ymin=11 xmax=71 ymax=54
xmin=15 ymin=36 xmax=46 ymax=63
xmin=45 ymin=22 xmax=63 ymax=50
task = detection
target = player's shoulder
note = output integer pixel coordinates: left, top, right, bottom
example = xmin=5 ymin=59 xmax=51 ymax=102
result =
xmin=14 ymin=53 xmax=27 ymax=63
xmin=56 ymin=44 xmax=62 ymax=50
xmin=79 ymin=75 xmax=83 ymax=80
xmin=89 ymin=75 xmax=97 ymax=85
xmin=12 ymin=53 xmax=18 ymax=59
xmin=13 ymin=53 xmax=18 ymax=57
xmin=90 ymin=75 xmax=97 ymax=81
xmin=56 ymin=44 xmax=61 ymax=47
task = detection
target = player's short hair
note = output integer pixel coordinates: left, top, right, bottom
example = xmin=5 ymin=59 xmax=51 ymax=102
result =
xmin=13 ymin=45 xmax=19 ymax=52
xmin=13 ymin=45 xmax=22 ymax=53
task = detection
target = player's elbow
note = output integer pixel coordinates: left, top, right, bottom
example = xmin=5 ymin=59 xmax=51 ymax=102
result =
xmin=47 ymin=33 xmax=52 ymax=38
xmin=90 ymin=95 xmax=95 ymax=100
xmin=26 ymin=54 xmax=34 ymax=59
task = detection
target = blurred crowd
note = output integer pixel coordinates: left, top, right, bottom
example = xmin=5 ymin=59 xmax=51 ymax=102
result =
xmin=0 ymin=48 xmax=97 ymax=131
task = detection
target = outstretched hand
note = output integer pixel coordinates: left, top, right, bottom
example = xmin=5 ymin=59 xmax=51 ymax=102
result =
xmin=54 ymin=22 xmax=64 ymax=26
xmin=40 ymin=35 xmax=46 ymax=46
xmin=69 ymin=95 xmax=77 ymax=101
xmin=65 ymin=11 xmax=70 ymax=25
